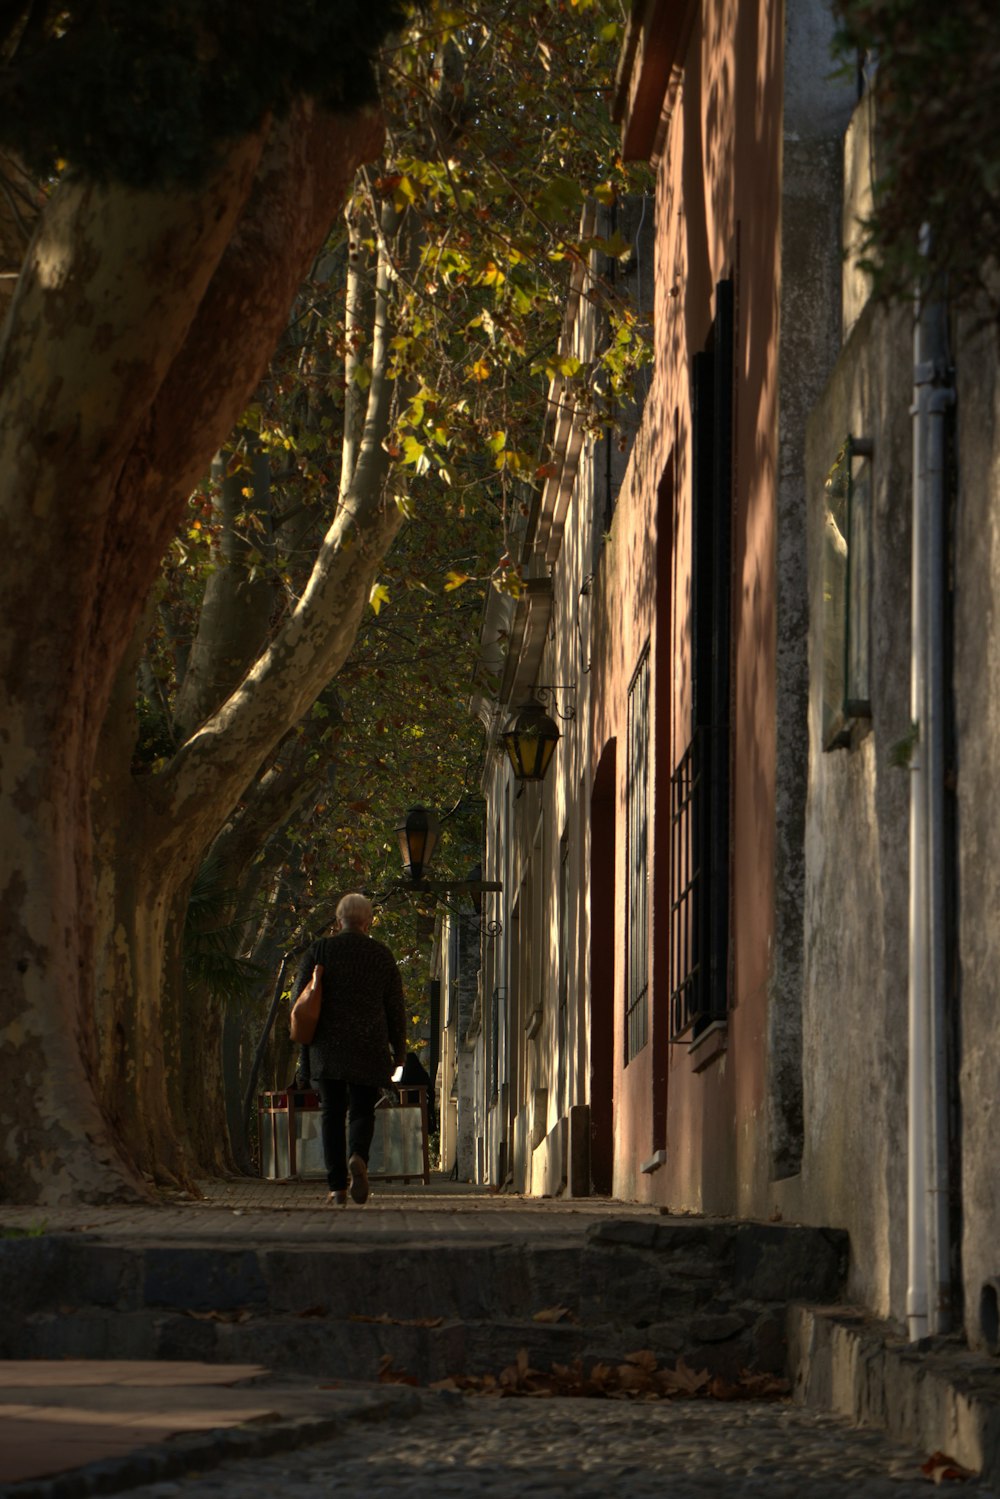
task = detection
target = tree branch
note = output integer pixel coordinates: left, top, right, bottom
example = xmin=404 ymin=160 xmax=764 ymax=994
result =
xmin=144 ymin=212 xmax=407 ymax=865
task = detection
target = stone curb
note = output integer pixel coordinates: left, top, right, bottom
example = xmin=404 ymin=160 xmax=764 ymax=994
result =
xmin=1 ymin=1384 xmax=421 ymax=1499
xmin=788 ymin=1304 xmax=1000 ymax=1486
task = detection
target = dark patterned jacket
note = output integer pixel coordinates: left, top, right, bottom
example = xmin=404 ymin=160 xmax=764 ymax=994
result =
xmin=292 ymin=931 xmax=406 ymax=1087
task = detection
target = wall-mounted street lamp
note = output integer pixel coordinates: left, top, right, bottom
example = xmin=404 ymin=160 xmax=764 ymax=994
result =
xmin=396 ymin=804 xmax=441 ymax=882
xmin=501 ymin=702 xmax=561 ymax=782
xmin=500 ymin=687 xmax=576 ymax=784
xmin=381 ymin=801 xmax=501 ymax=911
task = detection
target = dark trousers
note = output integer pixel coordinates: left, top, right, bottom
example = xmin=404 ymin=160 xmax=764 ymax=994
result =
xmin=316 ymin=1077 xmax=378 ymax=1191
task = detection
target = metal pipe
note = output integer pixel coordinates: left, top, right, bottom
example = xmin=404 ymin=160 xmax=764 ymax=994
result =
xmin=925 ymin=371 xmax=954 ymax=1334
xmin=907 ymin=294 xmax=930 ymax=1340
xmin=908 ymin=227 xmax=954 ymax=1340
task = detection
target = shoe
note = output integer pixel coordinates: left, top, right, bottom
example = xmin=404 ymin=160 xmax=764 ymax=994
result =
xmin=328 ymin=1189 xmax=347 ymax=1206
xmin=348 ymin=1153 xmax=369 ymax=1205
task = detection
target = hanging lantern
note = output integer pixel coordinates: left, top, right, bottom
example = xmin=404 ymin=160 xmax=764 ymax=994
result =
xmin=500 ymin=702 xmax=561 ymax=783
xmin=396 ymin=805 xmax=440 ymax=881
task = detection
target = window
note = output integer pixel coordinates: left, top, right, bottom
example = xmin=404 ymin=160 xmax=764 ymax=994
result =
xmin=558 ymin=831 xmax=570 ymax=1014
xmin=626 ymin=648 xmax=650 ymax=1061
xmin=557 ymin=831 xmax=570 ymax=1112
xmin=669 ymin=279 xmax=733 ymax=1039
xmin=821 ymin=436 xmax=873 ymax=750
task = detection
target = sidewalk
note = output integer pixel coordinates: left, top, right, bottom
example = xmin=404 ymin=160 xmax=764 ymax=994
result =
xmin=0 ymin=1175 xmax=662 ymax=1250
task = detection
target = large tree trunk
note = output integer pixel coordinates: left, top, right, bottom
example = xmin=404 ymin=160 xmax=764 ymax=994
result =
xmin=0 ymin=103 xmax=384 ymax=1204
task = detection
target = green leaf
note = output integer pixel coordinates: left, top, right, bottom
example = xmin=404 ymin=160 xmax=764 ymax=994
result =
xmin=402 ymin=435 xmax=431 ymax=475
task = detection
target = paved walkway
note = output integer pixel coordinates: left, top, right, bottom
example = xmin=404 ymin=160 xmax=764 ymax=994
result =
xmin=0 ymin=1175 xmax=663 ymax=1248
xmin=0 ymin=1169 xmax=668 ymax=1253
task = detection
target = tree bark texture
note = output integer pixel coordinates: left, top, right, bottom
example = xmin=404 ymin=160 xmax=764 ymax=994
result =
xmin=0 ymin=102 xmax=384 ymax=1203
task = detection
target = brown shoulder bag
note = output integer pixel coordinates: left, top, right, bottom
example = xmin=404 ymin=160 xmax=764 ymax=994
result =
xmin=290 ymin=963 xmax=324 ymax=1044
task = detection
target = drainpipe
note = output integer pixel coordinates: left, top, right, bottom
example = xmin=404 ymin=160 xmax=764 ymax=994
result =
xmin=907 ymin=226 xmax=954 ymax=1341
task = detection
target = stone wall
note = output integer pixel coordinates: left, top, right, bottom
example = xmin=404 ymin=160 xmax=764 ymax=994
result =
xmin=799 ymin=295 xmax=913 ymax=1320
xmin=952 ymin=311 xmax=1000 ymax=1351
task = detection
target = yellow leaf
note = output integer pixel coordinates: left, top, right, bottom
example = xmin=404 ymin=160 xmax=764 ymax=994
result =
xmin=533 ymin=1305 xmax=572 ymax=1324
xmin=444 ymin=571 xmax=471 ymax=591
xmin=369 ymin=582 xmax=390 ymax=616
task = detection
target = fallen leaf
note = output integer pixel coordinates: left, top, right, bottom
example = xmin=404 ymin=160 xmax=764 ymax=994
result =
xmin=349 ymin=1312 xmax=444 ymax=1328
xmin=532 ymin=1305 xmax=572 ymax=1323
xmin=921 ymin=1451 xmax=977 ymax=1484
xmin=377 ymin=1355 xmax=419 ymax=1386
xmin=734 ymin=1370 xmax=791 ymax=1399
xmin=624 ymin=1349 xmax=658 ymax=1371
xmin=184 ymin=1308 xmax=253 ymax=1324
xmin=656 ymin=1357 xmax=710 ymax=1395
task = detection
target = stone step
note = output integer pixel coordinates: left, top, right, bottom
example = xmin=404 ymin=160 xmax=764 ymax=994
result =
xmin=9 ymin=1304 xmax=784 ymax=1384
xmin=0 ymin=1218 xmax=849 ymax=1385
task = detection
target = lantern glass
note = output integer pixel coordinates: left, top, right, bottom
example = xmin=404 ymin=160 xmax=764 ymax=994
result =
xmin=501 ymin=703 xmax=560 ymax=782
xmin=396 ymin=805 xmax=440 ymax=880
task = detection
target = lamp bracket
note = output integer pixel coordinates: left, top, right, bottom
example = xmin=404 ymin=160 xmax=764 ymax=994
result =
xmin=373 ymin=877 xmax=503 ymax=917
xmin=532 ymin=684 xmax=576 ymax=722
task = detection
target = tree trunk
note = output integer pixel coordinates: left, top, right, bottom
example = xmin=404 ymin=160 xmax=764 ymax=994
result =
xmin=0 ymin=103 xmax=384 ymax=1204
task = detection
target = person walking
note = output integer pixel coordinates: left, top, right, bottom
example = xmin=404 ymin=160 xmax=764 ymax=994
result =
xmin=292 ymin=893 xmax=407 ymax=1205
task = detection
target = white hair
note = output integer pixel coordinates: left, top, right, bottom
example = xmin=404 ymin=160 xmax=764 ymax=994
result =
xmin=336 ymin=892 xmax=373 ymax=930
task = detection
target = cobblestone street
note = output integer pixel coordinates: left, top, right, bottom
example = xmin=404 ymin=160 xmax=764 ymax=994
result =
xmin=115 ymin=1389 xmax=995 ymax=1499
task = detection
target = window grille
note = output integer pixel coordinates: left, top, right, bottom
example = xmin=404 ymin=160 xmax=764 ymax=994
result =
xmin=485 ymin=989 xmax=503 ymax=1109
xmin=669 ymin=727 xmax=729 ymax=1036
xmin=558 ymin=833 xmax=570 ymax=1013
xmin=626 ymin=649 xmax=650 ymax=1061
xmin=490 ymin=987 xmax=504 ymax=1103
xmin=669 ymin=733 xmax=702 ymax=1036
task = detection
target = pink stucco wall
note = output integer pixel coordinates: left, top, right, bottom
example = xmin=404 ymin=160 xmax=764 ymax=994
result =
xmin=591 ymin=0 xmax=784 ymax=1209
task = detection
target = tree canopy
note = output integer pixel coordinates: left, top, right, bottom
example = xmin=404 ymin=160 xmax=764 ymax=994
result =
xmin=0 ymin=0 xmax=405 ymax=184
